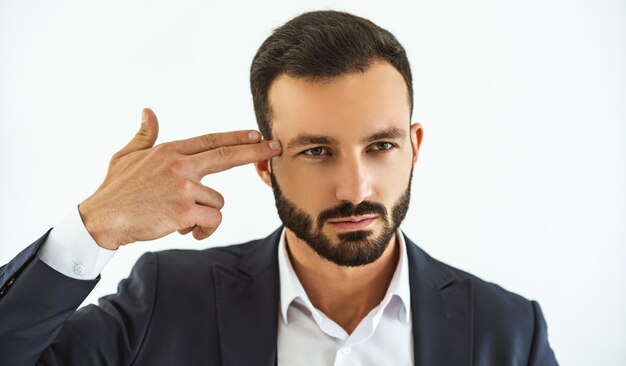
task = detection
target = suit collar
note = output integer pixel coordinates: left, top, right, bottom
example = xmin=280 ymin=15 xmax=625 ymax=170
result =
xmin=404 ymin=233 xmax=474 ymax=365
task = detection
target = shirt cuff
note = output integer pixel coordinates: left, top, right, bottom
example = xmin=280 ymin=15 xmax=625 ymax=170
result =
xmin=38 ymin=205 xmax=116 ymax=280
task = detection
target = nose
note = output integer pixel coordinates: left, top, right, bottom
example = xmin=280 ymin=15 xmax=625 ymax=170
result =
xmin=334 ymin=156 xmax=373 ymax=205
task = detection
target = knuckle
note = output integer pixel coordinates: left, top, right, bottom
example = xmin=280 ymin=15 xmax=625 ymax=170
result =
xmin=153 ymin=143 xmax=172 ymax=154
xmin=215 ymin=192 xmax=225 ymax=209
xmin=207 ymin=209 xmax=222 ymax=227
xmin=202 ymin=209 xmax=222 ymax=230
xmin=180 ymin=180 xmax=196 ymax=197
xmin=202 ymin=134 xmax=220 ymax=149
xmin=167 ymin=157 xmax=190 ymax=174
xmin=213 ymin=210 xmax=223 ymax=225
xmin=204 ymin=208 xmax=222 ymax=227
xmin=217 ymin=146 xmax=233 ymax=159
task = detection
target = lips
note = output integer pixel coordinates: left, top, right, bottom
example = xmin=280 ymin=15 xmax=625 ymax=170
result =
xmin=326 ymin=215 xmax=378 ymax=231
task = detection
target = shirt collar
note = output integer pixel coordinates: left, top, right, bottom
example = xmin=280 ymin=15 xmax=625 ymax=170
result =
xmin=277 ymin=228 xmax=411 ymax=325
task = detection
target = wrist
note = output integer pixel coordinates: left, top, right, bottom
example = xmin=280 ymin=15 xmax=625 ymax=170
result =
xmin=78 ymin=199 xmax=124 ymax=250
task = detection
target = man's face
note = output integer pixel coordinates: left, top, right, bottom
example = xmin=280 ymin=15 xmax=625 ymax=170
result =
xmin=263 ymin=60 xmax=421 ymax=267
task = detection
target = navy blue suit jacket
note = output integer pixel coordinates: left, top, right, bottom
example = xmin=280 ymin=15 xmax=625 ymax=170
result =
xmin=0 ymin=228 xmax=558 ymax=365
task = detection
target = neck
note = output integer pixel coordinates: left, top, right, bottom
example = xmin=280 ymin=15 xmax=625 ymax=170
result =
xmin=285 ymin=229 xmax=400 ymax=334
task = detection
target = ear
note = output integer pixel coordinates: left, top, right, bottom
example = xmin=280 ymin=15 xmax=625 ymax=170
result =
xmin=409 ymin=123 xmax=424 ymax=165
xmin=254 ymin=159 xmax=273 ymax=187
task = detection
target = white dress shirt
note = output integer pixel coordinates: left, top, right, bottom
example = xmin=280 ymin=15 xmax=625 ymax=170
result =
xmin=277 ymin=229 xmax=414 ymax=366
xmin=38 ymin=208 xmax=414 ymax=365
xmin=38 ymin=207 xmax=116 ymax=280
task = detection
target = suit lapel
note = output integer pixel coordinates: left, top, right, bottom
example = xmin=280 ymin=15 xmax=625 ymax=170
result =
xmin=405 ymin=235 xmax=474 ymax=366
xmin=214 ymin=229 xmax=282 ymax=366
xmin=213 ymin=229 xmax=473 ymax=365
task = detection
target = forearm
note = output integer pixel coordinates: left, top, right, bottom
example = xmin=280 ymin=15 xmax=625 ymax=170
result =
xmin=0 ymin=235 xmax=99 ymax=365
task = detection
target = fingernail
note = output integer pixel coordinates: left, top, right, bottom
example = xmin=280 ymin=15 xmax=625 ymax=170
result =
xmin=141 ymin=110 xmax=147 ymax=127
xmin=248 ymin=131 xmax=260 ymax=141
xmin=269 ymin=141 xmax=281 ymax=150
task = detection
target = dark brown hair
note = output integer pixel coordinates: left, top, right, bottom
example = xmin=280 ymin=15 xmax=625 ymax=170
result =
xmin=250 ymin=10 xmax=413 ymax=139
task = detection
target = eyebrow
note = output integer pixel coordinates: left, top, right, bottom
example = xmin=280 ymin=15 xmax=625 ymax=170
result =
xmin=286 ymin=127 xmax=407 ymax=150
xmin=360 ymin=127 xmax=406 ymax=143
xmin=286 ymin=135 xmax=339 ymax=150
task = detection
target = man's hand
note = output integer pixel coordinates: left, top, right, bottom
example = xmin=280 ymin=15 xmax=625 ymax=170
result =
xmin=77 ymin=108 xmax=281 ymax=250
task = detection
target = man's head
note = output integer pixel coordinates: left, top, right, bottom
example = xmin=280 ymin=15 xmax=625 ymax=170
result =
xmin=250 ymin=10 xmax=423 ymax=267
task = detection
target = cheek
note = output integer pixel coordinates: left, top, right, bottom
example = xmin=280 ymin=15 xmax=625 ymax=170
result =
xmin=272 ymin=159 xmax=335 ymax=211
xmin=369 ymin=152 xmax=413 ymax=186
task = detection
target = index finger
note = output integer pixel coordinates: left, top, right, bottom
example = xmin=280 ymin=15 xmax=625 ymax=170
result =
xmin=174 ymin=130 xmax=263 ymax=155
xmin=192 ymin=140 xmax=282 ymax=178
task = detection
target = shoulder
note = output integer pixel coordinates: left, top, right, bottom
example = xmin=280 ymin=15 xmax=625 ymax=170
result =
xmin=136 ymin=236 xmax=264 ymax=276
xmin=131 ymin=228 xmax=282 ymax=282
xmin=408 ymin=240 xmax=541 ymax=341
xmin=433 ymin=253 xmax=532 ymax=312
xmin=152 ymin=238 xmax=260 ymax=267
xmin=406 ymin=236 xmax=531 ymax=305
xmin=113 ymin=235 xmax=273 ymax=311
xmin=406 ymin=239 xmax=559 ymax=363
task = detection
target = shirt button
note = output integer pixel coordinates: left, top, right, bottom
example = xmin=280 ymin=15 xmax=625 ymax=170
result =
xmin=73 ymin=262 xmax=84 ymax=275
xmin=340 ymin=347 xmax=352 ymax=356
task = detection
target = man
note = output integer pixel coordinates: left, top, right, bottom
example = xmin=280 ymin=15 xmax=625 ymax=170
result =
xmin=0 ymin=10 xmax=558 ymax=365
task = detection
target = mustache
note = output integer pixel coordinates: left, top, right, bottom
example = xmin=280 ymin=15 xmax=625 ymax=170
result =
xmin=316 ymin=201 xmax=388 ymax=230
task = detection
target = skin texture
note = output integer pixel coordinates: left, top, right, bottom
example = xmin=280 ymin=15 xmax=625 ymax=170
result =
xmin=78 ymin=109 xmax=282 ymax=250
xmin=254 ymin=59 xmax=423 ymax=333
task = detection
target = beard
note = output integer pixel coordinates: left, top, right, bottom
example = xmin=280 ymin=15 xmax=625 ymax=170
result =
xmin=270 ymin=168 xmax=412 ymax=267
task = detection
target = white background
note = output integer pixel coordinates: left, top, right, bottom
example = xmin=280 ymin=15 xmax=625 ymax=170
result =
xmin=1 ymin=1 xmax=624 ymax=365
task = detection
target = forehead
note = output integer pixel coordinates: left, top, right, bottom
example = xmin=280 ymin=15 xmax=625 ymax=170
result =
xmin=267 ymin=60 xmax=411 ymax=141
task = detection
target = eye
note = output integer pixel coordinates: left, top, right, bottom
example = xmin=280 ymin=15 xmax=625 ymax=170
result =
xmin=370 ymin=142 xmax=396 ymax=151
xmin=302 ymin=147 xmax=330 ymax=157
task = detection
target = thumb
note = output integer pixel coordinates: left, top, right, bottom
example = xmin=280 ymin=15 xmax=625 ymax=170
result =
xmin=114 ymin=108 xmax=160 ymax=159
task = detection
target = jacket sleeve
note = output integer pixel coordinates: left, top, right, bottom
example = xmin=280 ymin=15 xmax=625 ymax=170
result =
xmin=0 ymin=230 xmax=99 ymax=365
xmin=0 ymin=230 xmax=158 ymax=366
xmin=528 ymin=300 xmax=559 ymax=366
xmin=39 ymin=251 xmax=158 ymax=366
